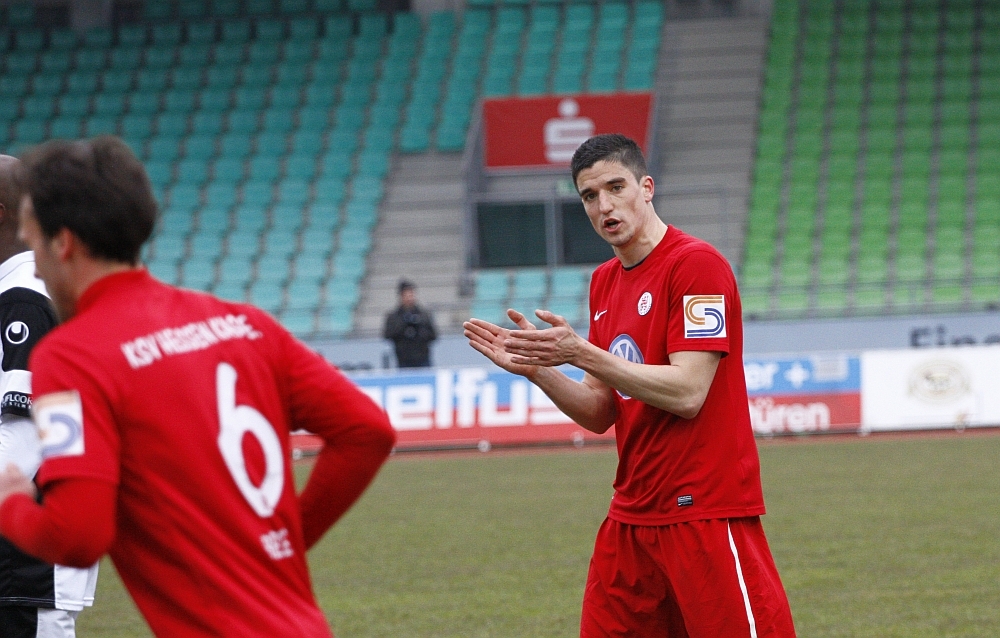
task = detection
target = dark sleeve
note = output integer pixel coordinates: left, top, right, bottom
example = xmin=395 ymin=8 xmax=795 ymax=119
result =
xmin=0 ymin=288 xmax=57 ymax=418
xmin=421 ymin=308 xmax=437 ymax=342
xmin=383 ymin=309 xmax=403 ymax=340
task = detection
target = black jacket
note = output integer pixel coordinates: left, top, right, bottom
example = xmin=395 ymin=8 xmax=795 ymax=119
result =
xmin=383 ymin=305 xmax=437 ymax=368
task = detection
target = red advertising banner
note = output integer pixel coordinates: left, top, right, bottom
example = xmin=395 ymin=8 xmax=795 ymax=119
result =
xmin=482 ymin=93 xmax=654 ymax=170
xmin=748 ymin=393 xmax=862 ymax=435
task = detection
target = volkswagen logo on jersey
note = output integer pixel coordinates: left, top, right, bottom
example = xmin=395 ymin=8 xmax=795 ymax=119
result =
xmin=683 ymin=295 xmax=727 ymax=338
xmin=609 ymin=334 xmax=644 ymax=399
xmin=5 ymin=321 xmax=29 ymax=345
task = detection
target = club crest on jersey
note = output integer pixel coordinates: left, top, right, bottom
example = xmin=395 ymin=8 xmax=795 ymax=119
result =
xmin=609 ymin=334 xmax=644 ymax=399
xmin=637 ymin=292 xmax=653 ymax=316
xmin=5 ymin=321 xmax=29 ymax=344
xmin=34 ymin=390 xmax=85 ymax=459
xmin=683 ymin=295 xmax=726 ymax=338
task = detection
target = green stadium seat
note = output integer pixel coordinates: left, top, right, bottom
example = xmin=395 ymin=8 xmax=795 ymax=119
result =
xmin=185 ymin=135 xmax=218 ymax=161
xmin=249 ymin=157 xmax=281 ymax=182
xmin=475 ymin=271 xmax=509 ymax=302
xmin=176 ymin=159 xmax=210 ymax=185
xmin=128 ymin=91 xmax=161 ymax=118
xmin=50 ymin=117 xmax=83 ymax=139
xmin=262 ymin=108 xmax=297 ymax=133
xmin=145 ymin=160 xmax=174 ymax=186
xmin=49 ymin=28 xmax=78 ymax=50
xmin=66 ymin=72 xmax=100 ymax=96
xmin=39 ymin=50 xmax=72 ymax=74
xmin=285 ymin=155 xmax=317 ymax=180
xmin=153 ymin=113 xmax=186 ymax=138
xmin=84 ymin=115 xmax=119 ymax=136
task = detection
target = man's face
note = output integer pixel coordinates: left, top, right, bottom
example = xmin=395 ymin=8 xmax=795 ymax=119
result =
xmin=18 ymin=195 xmax=71 ymax=321
xmin=575 ymin=160 xmax=654 ymax=249
xmin=400 ymin=288 xmax=416 ymax=308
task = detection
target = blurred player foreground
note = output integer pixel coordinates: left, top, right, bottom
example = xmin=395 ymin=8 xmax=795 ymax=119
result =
xmin=0 ymin=136 xmax=396 ymax=637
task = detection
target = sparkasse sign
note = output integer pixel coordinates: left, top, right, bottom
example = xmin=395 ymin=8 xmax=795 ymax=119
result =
xmin=482 ymin=93 xmax=654 ymax=170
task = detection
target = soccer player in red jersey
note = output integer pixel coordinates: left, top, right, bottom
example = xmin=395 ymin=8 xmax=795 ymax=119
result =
xmin=465 ymin=134 xmax=795 ymax=637
xmin=0 ymin=137 xmax=396 ymax=637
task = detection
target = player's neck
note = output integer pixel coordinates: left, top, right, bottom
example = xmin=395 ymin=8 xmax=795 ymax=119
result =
xmin=65 ymin=259 xmax=140 ymax=316
xmin=614 ymin=214 xmax=667 ymax=268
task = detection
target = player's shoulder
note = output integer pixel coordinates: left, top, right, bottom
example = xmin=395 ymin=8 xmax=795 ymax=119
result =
xmin=666 ymin=228 xmax=731 ymax=269
xmin=0 ymin=286 xmax=52 ymax=313
xmin=0 ymin=253 xmax=48 ymax=300
xmin=590 ymin=256 xmax=621 ymax=283
xmin=668 ymin=227 xmax=725 ymax=258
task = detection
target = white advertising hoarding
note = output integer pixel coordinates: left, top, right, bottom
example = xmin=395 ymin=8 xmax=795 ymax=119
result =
xmin=861 ymin=346 xmax=1000 ymax=431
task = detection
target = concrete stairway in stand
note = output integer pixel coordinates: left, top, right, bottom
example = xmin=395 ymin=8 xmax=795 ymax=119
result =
xmin=652 ymin=14 xmax=770 ymax=265
xmin=353 ymin=151 xmax=467 ymax=337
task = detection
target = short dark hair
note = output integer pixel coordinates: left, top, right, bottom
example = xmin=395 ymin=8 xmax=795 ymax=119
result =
xmin=398 ymin=279 xmax=415 ymax=294
xmin=570 ymin=134 xmax=648 ymax=188
xmin=20 ymin=136 xmax=157 ymax=264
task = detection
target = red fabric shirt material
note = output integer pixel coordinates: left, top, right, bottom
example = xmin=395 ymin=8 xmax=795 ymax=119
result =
xmin=0 ymin=480 xmax=115 ymax=567
xmin=587 ymin=226 xmax=765 ymax=526
xmin=20 ymin=269 xmax=393 ymax=638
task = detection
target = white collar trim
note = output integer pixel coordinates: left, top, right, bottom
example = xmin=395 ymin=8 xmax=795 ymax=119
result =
xmin=0 ymin=252 xmax=35 ymax=284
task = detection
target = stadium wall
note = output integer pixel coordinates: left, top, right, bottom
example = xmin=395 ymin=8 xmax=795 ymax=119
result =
xmin=306 ymin=309 xmax=1000 ymax=370
xmin=291 ymin=342 xmax=999 ymax=454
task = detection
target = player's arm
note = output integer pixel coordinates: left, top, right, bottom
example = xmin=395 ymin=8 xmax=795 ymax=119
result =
xmin=282 ymin=333 xmax=396 ymax=548
xmin=0 ymin=343 xmax=122 ymax=567
xmin=0 ymin=291 xmax=58 ymax=476
xmin=500 ymin=310 xmax=721 ymax=420
xmin=0 ymin=473 xmax=115 ymax=567
xmin=465 ymin=310 xmax=617 ymax=433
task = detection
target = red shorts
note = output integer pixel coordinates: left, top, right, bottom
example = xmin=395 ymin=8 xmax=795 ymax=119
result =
xmin=581 ymin=517 xmax=795 ymax=637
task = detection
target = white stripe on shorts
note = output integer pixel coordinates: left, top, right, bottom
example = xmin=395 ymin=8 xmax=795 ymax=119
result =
xmin=727 ymin=521 xmax=758 ymax=638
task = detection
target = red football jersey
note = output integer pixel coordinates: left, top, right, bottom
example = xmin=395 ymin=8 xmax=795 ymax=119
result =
xmin=587 ymin=226 xmax=765 ymax=526
xmin=30 ymin=270 xmax=377 ymax=637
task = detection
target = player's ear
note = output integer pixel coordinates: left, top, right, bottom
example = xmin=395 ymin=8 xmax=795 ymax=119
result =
xmin=641 ymin=175 xmax=654 ymax=202
xmin=52 ymin=227 xmax=77 ymax=262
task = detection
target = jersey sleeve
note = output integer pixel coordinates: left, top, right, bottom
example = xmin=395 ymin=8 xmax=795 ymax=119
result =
xmin=274 ymin=325 xmax=395 ymax=547
xmin=587 ymin=263 xmax=608 ymax=350
xmin=0 ymin=288 xmax=57 ymax=419
xmin=0 ymin=478 xmax=116 ymax=568
xmin=276 ymin=329 xmax=390 ymax=439
xmin=30 ymin=341 xmax=121 ymax=488
xmin=666 ymin=248 xmax=736 ymax=356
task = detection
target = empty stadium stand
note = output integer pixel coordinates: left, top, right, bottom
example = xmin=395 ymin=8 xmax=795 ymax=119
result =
xmin=0 ymin=0 xmax=665 ymax=338
xmin=745 ymin=0 xmax=1000 ymax=319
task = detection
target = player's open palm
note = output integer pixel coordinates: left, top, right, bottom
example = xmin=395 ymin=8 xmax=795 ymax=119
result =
xmin=464 ymin=309 xmax=539 ymax=378
xmin=506 ymin=309 xmax=583 ymax=367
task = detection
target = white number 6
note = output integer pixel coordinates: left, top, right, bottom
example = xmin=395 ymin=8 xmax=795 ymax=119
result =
xmin=216 ymin=362 xmax=284 ymax=518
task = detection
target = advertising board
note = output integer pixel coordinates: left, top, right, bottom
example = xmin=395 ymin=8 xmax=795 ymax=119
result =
xmin=861 ymin=346 xmax=1000 ymax=430
xmin=289 ymin=347 xmax=1000 ymax=455
xmin=482 ymin=93 xmax=653 ymax=170
xmin=347 ymin=366 xmax=615 ymax=450
xmin=744 ymin=354 xmax=862 ymax=434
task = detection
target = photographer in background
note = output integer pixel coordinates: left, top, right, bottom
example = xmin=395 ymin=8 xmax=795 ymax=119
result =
xmin=383 ymin=280 xmax=437 ymax=368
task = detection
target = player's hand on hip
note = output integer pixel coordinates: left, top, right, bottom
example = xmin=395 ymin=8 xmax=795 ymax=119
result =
xmin=505 ymin=309 xmax=584 ymax=367
xmin=464 ymin=311 xmax=539 ymax=378
xmin=0 ymin=463 xmax=37 ymax=505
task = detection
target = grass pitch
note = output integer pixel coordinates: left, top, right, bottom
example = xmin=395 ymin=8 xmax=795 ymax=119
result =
xmin=77 ymin=433 xmax=1000 ymax=637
